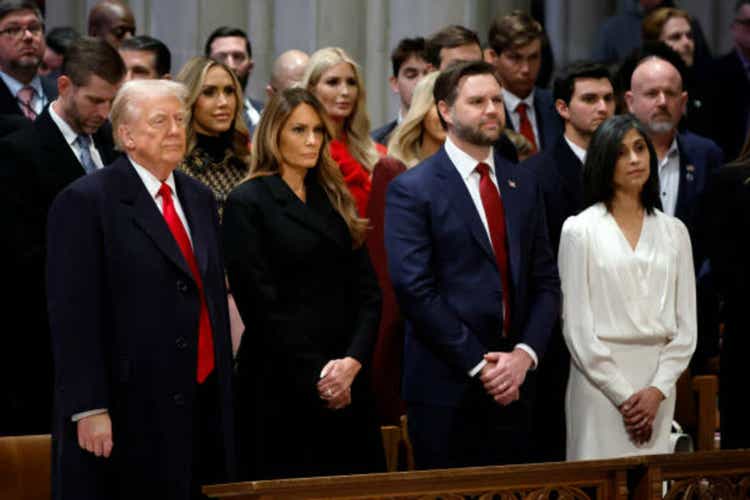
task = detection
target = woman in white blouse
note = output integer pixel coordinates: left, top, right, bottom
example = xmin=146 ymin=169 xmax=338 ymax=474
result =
xmin=559 ymin=114 xmax=696 ymax=460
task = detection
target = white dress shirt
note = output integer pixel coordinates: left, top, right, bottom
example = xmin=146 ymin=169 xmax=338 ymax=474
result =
xmin=0 ymin=70 xmax=48 ymax=116
xmin=502 ymin=88 xmax=540 ymax=148
xmin=564 ymin=135 xmax=587 ymax=164
xmin=243 ymin=97 xmax=261 ymax=127
xmin=71 ymin=160 xmax=193 ymax=423
xmin=48 ymin=103 xmax=105 ymax=170
xmin=444 ymin=137 xmax=538 ymax=375
xmin=657 ymin=138 xmax=680 ymax=216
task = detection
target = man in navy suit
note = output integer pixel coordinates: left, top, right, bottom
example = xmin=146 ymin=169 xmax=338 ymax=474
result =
xmin=205 ymin=26 xmax=263 ymax=135
xmin=626 ymin=54 xmax=723 ymax=374
xmin=485 ymin=10 xmax=562 ymax=156
xmin=385 ymin=60 xmax=560 ymax=469
xmin=47 ymin=79 xmax=235 ymax=499
xmin=522 ymin=61 xmax=615 ymax=462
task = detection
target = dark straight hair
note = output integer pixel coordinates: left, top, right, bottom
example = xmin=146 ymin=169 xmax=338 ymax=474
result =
xmin=583 ymin=114 xmax=662 ymax=214
xmin=433 ymin=59 xmax=501 ymax=129
xmin=553 ymin=61 xmax=613 ymax=104
xmin=120 ymin=35 xmax=171 ymax=76
xmin=62 ymin=36 xmax=126 ymax=86
xmin=204 ymin=26 xmax=252 ymax=58
xmin=0 ymin=0 xmax=42 ymax=23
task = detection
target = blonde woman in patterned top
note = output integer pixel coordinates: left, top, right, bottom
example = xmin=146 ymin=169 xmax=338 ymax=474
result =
xmin=176 ymin=56 xmax=251 ymax=217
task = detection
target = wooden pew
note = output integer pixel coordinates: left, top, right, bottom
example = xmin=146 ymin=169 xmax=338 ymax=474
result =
xmin=0 ymin=434 xmax=51 ymax=500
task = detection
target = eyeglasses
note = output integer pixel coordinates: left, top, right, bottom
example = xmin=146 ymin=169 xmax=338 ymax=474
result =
xmin=0 ymin=22 xmax=44 ymax=39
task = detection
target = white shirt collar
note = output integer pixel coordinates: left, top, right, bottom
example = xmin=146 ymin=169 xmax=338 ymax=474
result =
xmin=128 ymin=155 xmax=178 ymax=200
xmin=48 ymin=102 xmax=84 ymax=146
xmin=563 ymin=135 xmax=587 ymax=164
xmin=0 ymin=70 xmax=44 ymax=98
xmin=444 ymin=136 xmax=495 ymax=181
xmin=502 ymin=87 xmax=535 ymax=113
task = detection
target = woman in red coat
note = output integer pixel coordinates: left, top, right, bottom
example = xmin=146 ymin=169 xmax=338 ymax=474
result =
xmin=303 ymin=47 xmax=385 ymax=216
xmin=367 ymin=71 xmax=445 ymax=425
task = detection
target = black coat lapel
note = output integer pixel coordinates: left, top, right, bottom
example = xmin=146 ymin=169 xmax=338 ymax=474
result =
xmin=175 ymin=171 xmax=210 ymax=276
xmin=116 ymin=158 xmax=194 ymax=280
xmin=555 ymin=137 xmax=585 ymax=208
xmin=35 ymin=108 xmax=87 ymax=184
xmin=262 ymin=174 xmax=350 ymax=249
xmin=434 ymin=148 xmax=496 ymax=263
xmin=494 ymin=153 xmax=521 ymax=288
xmin=0 ymin=77 xmax=21 ymax=116
xmin=675 ymin=136 xmax=695 ymax=222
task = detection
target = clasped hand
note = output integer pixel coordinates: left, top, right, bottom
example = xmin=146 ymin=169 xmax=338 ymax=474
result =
xmin=479 ymin=349 xmax=533 ymax=406
xmin=619 ymin=386 xmax=665 ymax=445
xmin=317 ymin=356 xmax=361 ymax=410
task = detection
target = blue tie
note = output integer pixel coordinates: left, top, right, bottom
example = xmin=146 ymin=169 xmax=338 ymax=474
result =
xmin=75 ymin=135 xmax=97 ymax=174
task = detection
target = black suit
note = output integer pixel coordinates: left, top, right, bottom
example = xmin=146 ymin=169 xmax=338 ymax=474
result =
xmin=223 ymin=174 xmax=384 ymax=479
xmin=704 ymin=50 xmax=750 ymax=161
xmin=47 ymin=157 xmax=236 ymax=499
xmin=0 ymin=74 xmax=58 ymax=134
xmin=0 ymin=107 xmax=117 ymax=435
xmin=703 ymin=162 xmax=750 ymax=449
xmin=371 ymin=119 xmax=398 ymax=145
xmin=522 ymin=136 xmax=584 ymax=462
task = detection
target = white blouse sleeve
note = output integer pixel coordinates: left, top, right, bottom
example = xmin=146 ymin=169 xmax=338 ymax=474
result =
xmin=650 ymin=219 xmax=697 ymax=397
xmin=559 ymin=217 xmax=635 ymax=406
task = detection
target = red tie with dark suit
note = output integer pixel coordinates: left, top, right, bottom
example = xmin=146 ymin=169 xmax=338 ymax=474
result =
xmin=159 ymin=182 xmax=215 ymax=382
xmin=515 ymin=102 xmax=538 ymax=154
xmin=476 ymin=163 xmax=511 ymax=337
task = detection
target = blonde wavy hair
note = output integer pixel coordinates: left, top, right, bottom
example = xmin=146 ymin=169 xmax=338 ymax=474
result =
xmin=249 ymin=87 xmax=369 ymax=247
xmin=301 ymin=47 xmax=380 ymax=172
xmin=386 ymin=71 xmax=440 ymax=168
xmin=175 ymin=56 xmax=251 ymax=162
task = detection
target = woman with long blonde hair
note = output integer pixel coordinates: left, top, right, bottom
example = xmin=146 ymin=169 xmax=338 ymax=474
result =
xmin=176 ymin=56 xmax=251 ymax=216
xmin=302 ymin=47 xmax=386 ymax=216
xmin=366 ymin=70 xmax=446 ymax=425
xmin=223 ymin=87 xmax=385 ymax=479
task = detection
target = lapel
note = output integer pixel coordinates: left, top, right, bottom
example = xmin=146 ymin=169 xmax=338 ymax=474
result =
xmin=503 ymin=103 xmax=516 ymax=133
xmin=0 ymin=77 xmax=21 ymax=116
xmin=35 ymin=107 xmax=87 ymax=183
xmin=674 ymin=134 xmax=695 ymax=222
xmin=555 ymin=137 xmax=585 ymax=208
xmin=262 ymin=174 xmax=349 ymax=249
xmin=116 ymin=158 xmax=194 ymax=280
xmin=434 ymin=147 xmax=495 ymax=263
xmin=533 ymin=92 xmax=546 ymax=149
xmin=174 ymin=171 xmax=210 ymax=276
xmin=493 ymin=151 xmax=522 ymax=288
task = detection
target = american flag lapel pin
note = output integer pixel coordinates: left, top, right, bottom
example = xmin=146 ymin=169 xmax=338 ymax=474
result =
xmin=686 ymin=165 xmax=695 ymax=182
xmin=508 ymin=179 xmax=517 ymax=189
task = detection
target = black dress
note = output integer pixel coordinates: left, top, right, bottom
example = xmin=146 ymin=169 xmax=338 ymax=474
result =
xmin=222 ymin=173 xmax=385 ymax=479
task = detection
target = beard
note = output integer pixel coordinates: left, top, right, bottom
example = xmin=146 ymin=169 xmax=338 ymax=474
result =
xmin=452 ymin=115 xmax=502 ymax=146
xmin=646 ymin=116 xmax=676 ymax=134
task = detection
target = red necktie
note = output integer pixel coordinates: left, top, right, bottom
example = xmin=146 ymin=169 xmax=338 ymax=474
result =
xmin=476 ymin=163 xmax=511 ymax=337
xmin=515 ymin=102 xmax=537 ymax=154
xmin=158 ymin=182 xmax=215 ymax=383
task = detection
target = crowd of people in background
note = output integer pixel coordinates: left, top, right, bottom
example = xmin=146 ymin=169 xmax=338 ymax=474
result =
xmin=0 ymin=0 xmax=749 ymax=499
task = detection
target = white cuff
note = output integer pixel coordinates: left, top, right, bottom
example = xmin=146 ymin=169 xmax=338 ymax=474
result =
xmin=468 ymin=359 xmax=487 ymax=377
xmin=72 ymin=408 xmax=108 ymax=422
xmin=514 ymin=343 xmax=538 ymax=369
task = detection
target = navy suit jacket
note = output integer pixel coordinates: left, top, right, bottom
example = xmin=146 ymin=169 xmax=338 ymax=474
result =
xmin=504 ymin=88 xmax=563 ymax=152
xmin=385 ymin=145 xmax=560 ymax=407
xmin=522 ymin=136 xmax=584 ymax=255
xmin=675 ymin=131 xmax=723 ymax=268
xmin=47 ymin=157 xmax=236 ymax=499
xmin=371 ymin=119 xmax=398 ymax=146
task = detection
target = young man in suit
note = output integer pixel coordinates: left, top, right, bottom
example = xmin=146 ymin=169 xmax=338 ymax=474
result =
xmin=119 ymin=35 xmax=172 ymax=81
xmin=485 ymin=10 xmax=563 ymax=156
xmin=0 ymin=37 xmax=124 ymax=436
xmin=385 ymin=60 xmax=560 ymax=469
xmin=205 ymin=26 xmax=263 ymax=135
xmin=522 ymin=61 xmax=615 ymax=462
xmin=47 ymin=79 xmax=236 ymax=500
xmin=0 ymin=0 xmax=57 ymax=125
xmin=371 ymin=37 xmax=430 ymax=145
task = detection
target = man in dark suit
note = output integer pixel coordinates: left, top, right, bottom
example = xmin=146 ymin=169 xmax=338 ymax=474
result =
xmin=205 ymin=26 xmax=263 ymax=135
xmin=87 ymin=0 xmax=135 ymax=48
xmin=522 ymin=61 xmax=615 ymax=462
xmin=0 ymin=37 xmax=124 ymax=435
xmin=385 ymin=60 xmax=560 ymax=469
xmin=47 ymin=78 xmax=235 ymax=499
xmin=626 ymin=54 xmax=723 ymax=375
xmin=0 ymin=1 xmax=58 ymax=133
xmin=371 ymin=37 xmax=430 ymax=145
xmin=703 ymin=152 xmax=750 ymax=450
xmin=485 ymin=10 xmax=563 ymax=156
xmin=704 ymin=2 xmax=750 ymax=161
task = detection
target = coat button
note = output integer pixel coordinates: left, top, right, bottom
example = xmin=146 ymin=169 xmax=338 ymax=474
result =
xmin=176 ymin=337 xmax=187 ymax=350
xmin=173 ymin=393 xmax=185 ymax=406
xmin=176 ymin=280 xmax=188 ymax=292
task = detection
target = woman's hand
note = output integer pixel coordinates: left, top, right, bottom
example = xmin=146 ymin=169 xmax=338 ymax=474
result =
xmin=317 ymin=357 xmax=361 ymax=410
xmin=619 ymin=387 xmax=665 ymax=444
